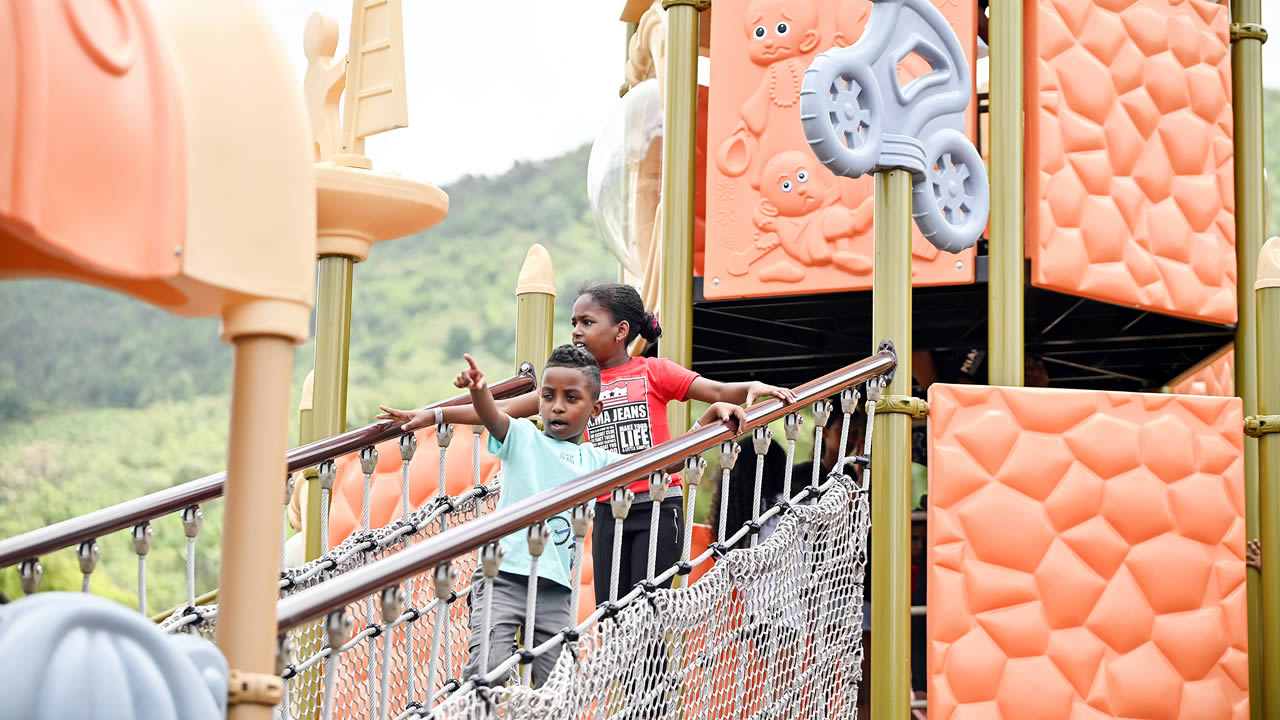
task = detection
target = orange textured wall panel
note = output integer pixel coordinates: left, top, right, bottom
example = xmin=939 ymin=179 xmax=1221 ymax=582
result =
xmin=928 ymin=384 xmax=1248 ymax=720
xmin=1025 ymin=0 xmax=1235 ymax=324
xmin=704 ymin=0 xmax=977 ymax=299
xmin=1166 ymin=344 xmax=1235 ymax=397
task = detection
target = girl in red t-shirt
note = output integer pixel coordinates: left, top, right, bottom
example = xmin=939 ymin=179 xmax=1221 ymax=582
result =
xmin=378 ymin=283 xmax=795 ymax=606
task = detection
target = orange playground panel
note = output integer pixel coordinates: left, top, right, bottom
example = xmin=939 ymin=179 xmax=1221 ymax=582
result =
xmin=928 ymin=384 xmax=1248 ymax=719
xmin=703 ymin=0 xmax=977 ymax=300
xmin=1166 ymin=344 xmax=1235 ymax=397
xmin=1025 ymin=0 xmax=1235 ymax=324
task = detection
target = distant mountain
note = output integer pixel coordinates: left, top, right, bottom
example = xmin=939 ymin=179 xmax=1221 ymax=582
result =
xmin=0 ymin=144 xmax=612 ymax=428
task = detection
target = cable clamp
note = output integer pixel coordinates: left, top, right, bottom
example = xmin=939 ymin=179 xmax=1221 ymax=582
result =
xmin=874 ymin=395 xmax=929 ymax=418
xmin=1244 ymin=415 xmax=1280 ymax=437
xmin=1230 ymin=22 xmax=1267 ymax=43
xmin=227 ymin=669 xmax=285 ymax=706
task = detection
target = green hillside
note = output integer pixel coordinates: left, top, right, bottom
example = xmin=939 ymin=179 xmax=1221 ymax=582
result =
xmin=0 ymin=145 xmax=615 ymax=607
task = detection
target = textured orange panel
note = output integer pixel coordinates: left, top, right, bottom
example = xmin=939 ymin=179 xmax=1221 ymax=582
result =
xmin=704 ymin=0 xmax=977 ymax=300
xmin=927 ymin=384 xmax=1248 ymax=720
xmin=1167 ymin=344 xmax=1235 ymax=397
xmin=1025 ymin=0 xmax=1235 ymax=324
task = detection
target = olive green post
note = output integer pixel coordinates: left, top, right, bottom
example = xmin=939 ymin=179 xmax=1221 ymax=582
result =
xmin=658 ymin=0 xmax=703 ymax=436
xmin=514 ymin=244 xmax=556 ymax=375
xmin=986 ymin=0 xmax=1023 ymax=386
xmin=1256 ymin=237 xmax=1280 ymax=718
xmin=871 ymin=169 xmax=912 ymax=720
xmin=304 ymin=255 xmax=355 ymax=561
xmin=1230 ymin=2 xmax=1266 ymax=714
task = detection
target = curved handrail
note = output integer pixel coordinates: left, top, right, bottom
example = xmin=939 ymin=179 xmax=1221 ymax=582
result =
xmin=277 ymin=349 xmax=896 ymax=630
xmin=0 ymin=368 xmax=538 ymax=569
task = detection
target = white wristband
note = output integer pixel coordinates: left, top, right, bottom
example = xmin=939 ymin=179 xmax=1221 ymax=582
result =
xmin=434 ymin=408 xmax=443 ymax=427
xmin=690 ymin=421 xmax=701 ymax=431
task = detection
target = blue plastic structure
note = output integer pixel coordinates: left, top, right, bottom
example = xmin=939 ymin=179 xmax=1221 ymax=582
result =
xmin=800 ymin=0 xmax=989 ymax=253
xmin=0 ymin=593 xmax=228 ymax=720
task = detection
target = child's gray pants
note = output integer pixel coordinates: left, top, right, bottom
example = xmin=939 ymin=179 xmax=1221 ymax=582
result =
xmin=464 ymin=570 xmax=572 ymax=688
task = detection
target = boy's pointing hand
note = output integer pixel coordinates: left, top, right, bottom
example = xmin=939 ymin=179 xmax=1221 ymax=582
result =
xmin=455 ymin=353 xmax=487 ymax=391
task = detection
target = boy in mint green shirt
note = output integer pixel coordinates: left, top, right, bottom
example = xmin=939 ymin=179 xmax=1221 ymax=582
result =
xmin=457 ymin=345 xmax=744 ymax=687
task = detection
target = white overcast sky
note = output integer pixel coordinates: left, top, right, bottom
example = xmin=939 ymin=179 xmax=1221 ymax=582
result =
xmin=263 ymin=1 xmax=630 ymax=185
xmin=262 ymin=2 xmax=1280 ymax=186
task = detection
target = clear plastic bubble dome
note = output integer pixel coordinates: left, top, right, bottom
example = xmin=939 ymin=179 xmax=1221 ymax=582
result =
xmin=586 ymin=78 xmax=664 ymax=278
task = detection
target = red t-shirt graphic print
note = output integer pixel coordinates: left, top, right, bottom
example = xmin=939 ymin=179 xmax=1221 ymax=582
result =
xmin=586 ymin=356 xmax=698 ymax=496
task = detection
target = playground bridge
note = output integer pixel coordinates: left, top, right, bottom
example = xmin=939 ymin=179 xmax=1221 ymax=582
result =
xmin=0 ymin=352 xmax=895 ymax=720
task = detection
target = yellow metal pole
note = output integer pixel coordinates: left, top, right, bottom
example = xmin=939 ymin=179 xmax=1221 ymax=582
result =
xmin=304 ymin=255 xmax=355 ymax=561
xmin=514 ymin=244 xmax=556 ymax=375
xmin=1230 ymin=2 xmax=1266 ymax=714
xmin=871 ymin=169 xmax=912 ymax=720
xmin=1256 ymin=237 xmax=1280 ymax=719
xmin=218 ymin=333 xmax=294 ymax=720
xmin=986 ymin=0 xmax=1023 ymax=386
xmin=658 ymin=0 xmax=703 ymax=436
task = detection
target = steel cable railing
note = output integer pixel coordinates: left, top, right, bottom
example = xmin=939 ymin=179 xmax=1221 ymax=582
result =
xmin=272 ymin=349 xmax=895 ymax=720
xmin=0 ymin=369 xmax=537 ymax=614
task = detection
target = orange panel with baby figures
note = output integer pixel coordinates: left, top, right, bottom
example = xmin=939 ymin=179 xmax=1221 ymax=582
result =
xmin=927 ymin=384 xmax=1248 ymax=720
xmin=704 ymin=0 xmax=977 ymax=300
xmin=1025 ymin=0 xmax=1235 ymax=324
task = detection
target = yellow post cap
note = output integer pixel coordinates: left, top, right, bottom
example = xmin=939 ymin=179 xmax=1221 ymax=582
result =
xmin=515 ymin=244 xmax=556 ymax=297
xmin=299 ymin=369 xmax=315 ymax=412
xmin=1258 ymin=236 xmax=1280 ymax=290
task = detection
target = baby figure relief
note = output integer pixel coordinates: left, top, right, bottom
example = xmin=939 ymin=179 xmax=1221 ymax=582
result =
xmin=705 ymin=0 xmax=978 ymax=299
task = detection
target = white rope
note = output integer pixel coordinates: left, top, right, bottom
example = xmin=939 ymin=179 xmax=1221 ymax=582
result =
xmin=405 ymin=458 xmax=415 ymax=524
xmin=521 ymin=556 xmax=540 ymax=686
xmin=319 ymin=488 xmax=331 ymax=557
xmin=185 ymin=537 xmax=196 ymax=608
xmin=717 ymin=468 xmax=731 ymax=545
xmin=321 ymin=649 xmax=339 ymax=720
xmin=137 ymin=555 xmax=147 ymax=616
xmin=646 ymin=498 xmax=661 ymax=580
xmin=750 ymin=443 xmax=766 ymax=548
xmin=363 ymin=470 xmax=374 ymax=532
xmin=379 ymin=627 xmax=394 ymax=720
xmin=609 ymin=516 xmax=624 ymax=603
xmin=280 ymin=506 xmax=288 ymax=574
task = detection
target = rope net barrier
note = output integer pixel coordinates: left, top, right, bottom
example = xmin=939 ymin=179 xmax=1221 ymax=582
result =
xmin=434 ymin=475 xmax=868 ymax=720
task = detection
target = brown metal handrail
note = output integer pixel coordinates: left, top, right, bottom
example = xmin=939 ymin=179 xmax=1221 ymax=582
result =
xmin=0 ymin=368 xmax=538 ymax=569
xmin=277 ymin=350 xmax=896 ymax=630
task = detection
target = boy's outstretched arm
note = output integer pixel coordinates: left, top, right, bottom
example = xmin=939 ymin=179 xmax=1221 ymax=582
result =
xmin=378 ymin=392 xmax=539 ymax=432
xmin=455 ymin=354 xmax=511 ymax=442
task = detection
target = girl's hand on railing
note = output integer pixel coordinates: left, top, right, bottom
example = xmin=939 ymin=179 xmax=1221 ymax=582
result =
xmin=376 ymin=405 xmax=430 ymax=432
xmin=698 ymin=402 xmax=748 ymax=435
xmin=745 ymin=381 xmax=798 ymax=407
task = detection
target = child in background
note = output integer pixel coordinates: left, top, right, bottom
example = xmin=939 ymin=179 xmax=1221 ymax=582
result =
xmin=457 ymin=345 xmax=746 ymax=686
